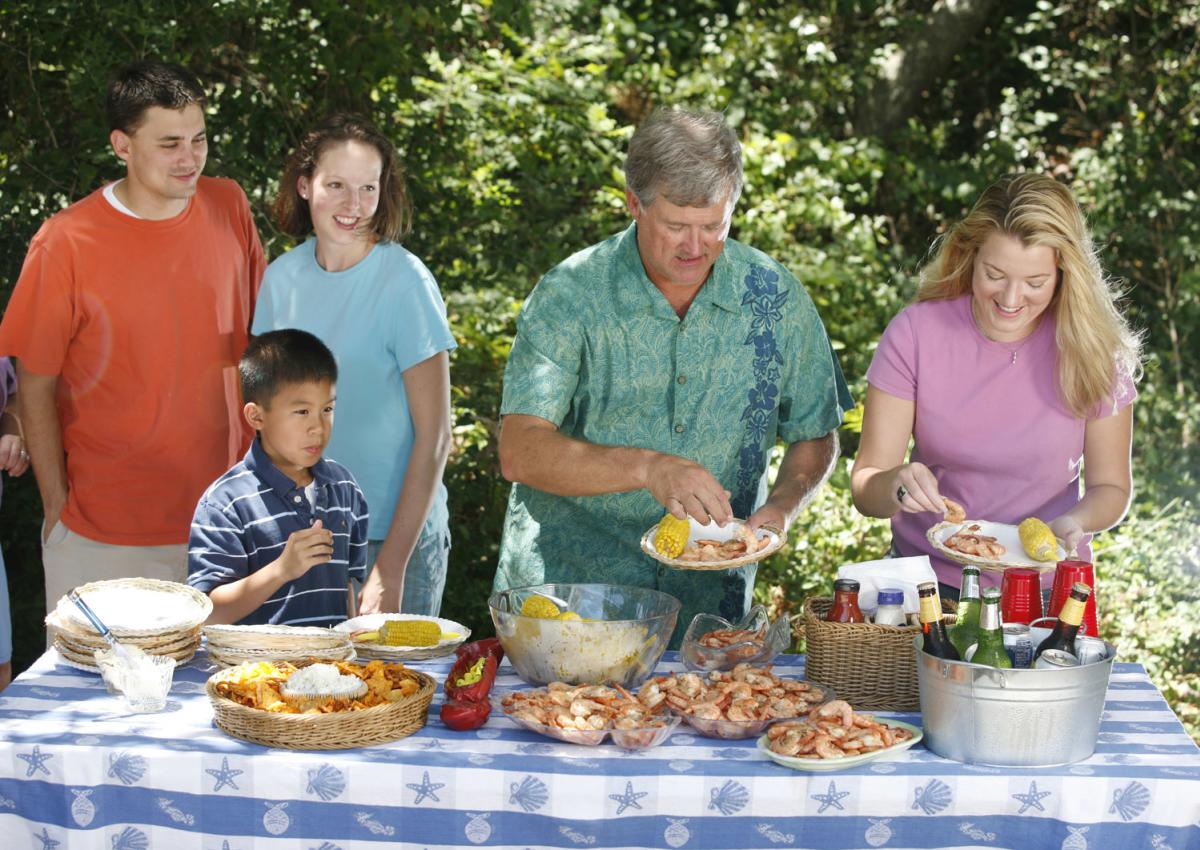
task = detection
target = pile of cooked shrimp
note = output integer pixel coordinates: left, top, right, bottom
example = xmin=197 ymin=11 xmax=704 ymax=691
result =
xmin=765 ymin=700 xmax=915 ymax=759
xmin=677 ymin=524 xmax=767 ymax=563
xmin=639 ymin=664 xmax=827 ymax=724
xmin=500 ymin=683 xmax=672 ymax=732
xmin=944 ymin=523 xmax=1007 ymax=558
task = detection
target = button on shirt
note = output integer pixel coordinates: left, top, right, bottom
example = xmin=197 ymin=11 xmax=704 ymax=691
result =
xmin=495 ymin=223 xmax=852 ymax=640
xmin=187 ymin=439 xmax=370 ymax=627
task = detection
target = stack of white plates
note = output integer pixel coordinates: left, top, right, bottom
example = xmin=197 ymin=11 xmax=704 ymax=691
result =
xmin=48 ymin=578 xmax=212 ymax=672
xmin=203 ymin=624 xmax=355 ymax=668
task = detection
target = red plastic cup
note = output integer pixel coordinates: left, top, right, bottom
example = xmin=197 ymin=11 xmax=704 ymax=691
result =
xmin=1048 ymin=560 xmax=1098 ymax=637
xmin=1000 ymin=568 xmax=1044 ymax=625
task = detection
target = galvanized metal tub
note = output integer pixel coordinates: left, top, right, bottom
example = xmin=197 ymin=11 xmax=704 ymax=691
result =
xmin=914 ymin=629 xmax=1116 ymax=766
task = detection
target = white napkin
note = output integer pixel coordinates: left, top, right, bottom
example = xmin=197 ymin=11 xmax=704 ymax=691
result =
xmin=836 ymin=556 xmax=937 ymax=614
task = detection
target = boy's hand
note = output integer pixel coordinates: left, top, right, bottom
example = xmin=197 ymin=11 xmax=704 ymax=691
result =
xmin=280 ymin=520 xmax=334 ymax=578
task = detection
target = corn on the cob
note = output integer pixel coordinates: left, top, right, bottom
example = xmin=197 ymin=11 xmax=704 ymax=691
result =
xmin=353 ymin=619 xmax=442 ymax=647
xmin=1018 ymin=517 xmax=1057 ymax=561
xmin=520 ymin=596 xmax=562 ymax=619
xmin=653 ymin=513 xmax=690 ymax=558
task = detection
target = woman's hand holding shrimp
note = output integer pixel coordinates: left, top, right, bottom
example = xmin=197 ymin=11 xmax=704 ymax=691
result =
xmin=890 ymin=462 xmax=945 ymax=516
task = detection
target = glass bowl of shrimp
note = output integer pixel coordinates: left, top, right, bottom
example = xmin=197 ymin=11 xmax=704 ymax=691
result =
xmin=679 ymin=606 xmax=793 ymax=673
xmin=642 ymin=665 xmax=835 ymax=739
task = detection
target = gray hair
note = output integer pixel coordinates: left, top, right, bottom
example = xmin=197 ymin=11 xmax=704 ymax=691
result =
xmin=624 ymin=108 xmax=743 ymax=210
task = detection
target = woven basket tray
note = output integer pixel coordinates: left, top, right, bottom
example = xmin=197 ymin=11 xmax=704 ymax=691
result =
xmin=207 ymin=664 xmax=435 ymax=749
xmin=796 ymin=596 xmax=956 ymax=711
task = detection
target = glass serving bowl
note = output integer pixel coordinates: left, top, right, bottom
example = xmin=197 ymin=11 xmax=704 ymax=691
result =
xmin=494 ymin=691 xmax=681 ymax=749
xmin=679 ymin=605 xmax=793 ymax=672
xmin=488 ymin=583 xmax=681 ymax=688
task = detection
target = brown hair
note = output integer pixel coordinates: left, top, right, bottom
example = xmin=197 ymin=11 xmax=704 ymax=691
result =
xmin=106 ymin=60 xmax=206 ymax=134
xmin=274 ymin=113 xmax=411 ymax=243
xmin=916 ymin=173 xmax=1142 ymax=417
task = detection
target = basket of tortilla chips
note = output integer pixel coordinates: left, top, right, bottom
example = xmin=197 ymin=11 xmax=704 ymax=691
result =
xmin=207 ymin=658 xmax=435 ymax=749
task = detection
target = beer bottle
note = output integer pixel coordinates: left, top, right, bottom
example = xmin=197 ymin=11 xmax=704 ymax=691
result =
xmin=918 ymin=581 xmax=960 ymax=660
xmin=827 ymin=579 xmax=865 ymax=623
xmin=948 ymin=565 xmax=982 ymax=658
xmin=969 ymin=588 xmax=1012 ymax=668
xmin=1033 ymin=582 xmax=1092 ymax=662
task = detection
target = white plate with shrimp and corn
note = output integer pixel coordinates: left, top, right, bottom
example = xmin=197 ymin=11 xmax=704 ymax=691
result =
xmin=926 ymin=520 xmax=1066 ymax=573
xmin=641 ymin=515 xmax=783 ymax=571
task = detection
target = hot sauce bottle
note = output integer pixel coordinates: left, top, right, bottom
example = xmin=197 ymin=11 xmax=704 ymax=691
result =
xmin=827 ymin=578 xmax=865 ymax=623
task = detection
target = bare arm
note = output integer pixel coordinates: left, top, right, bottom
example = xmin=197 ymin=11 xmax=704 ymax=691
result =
xmin=850 ymin=384 xmax=946 ymax=518
xmin=1049 ymin=404 xmax=1134 ymax=553
xmin=0 ymin=383 xmax=30 ymax=477
xmin=499 ymin=413 xmax=734 ymax=524
xmin=15 ymin=363 xmax=68 ymax=541
xmin=358 ymin=351 xmax=453 ymax=615
xmin=746 ymin=431 xmax=839 ymax=532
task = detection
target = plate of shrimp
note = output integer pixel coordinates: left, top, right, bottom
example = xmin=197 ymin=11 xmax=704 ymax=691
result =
xmin=758 ymin=702 xmax=923 ymax=771
xmin=640 ymin=517 xmax=783 ymax=571
xmin=926 ymin=519 xmax=1065 ymax=573
xmin=496 ymin=682 xmax=680 ymax=749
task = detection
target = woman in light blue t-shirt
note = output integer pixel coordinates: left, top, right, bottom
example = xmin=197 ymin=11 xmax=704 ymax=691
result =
xmin=253 ymin=114 xmax=456 ymax=617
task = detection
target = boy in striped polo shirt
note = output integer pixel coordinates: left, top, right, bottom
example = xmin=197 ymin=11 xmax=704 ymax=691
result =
xmin=187 ymin=330 xmax=369 ymax=626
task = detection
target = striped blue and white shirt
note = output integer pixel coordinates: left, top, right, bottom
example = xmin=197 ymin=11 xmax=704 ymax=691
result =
xmin=187 ymin=438 xmax=370 ymax=627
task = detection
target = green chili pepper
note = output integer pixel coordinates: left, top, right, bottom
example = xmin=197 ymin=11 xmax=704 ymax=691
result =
xmin=454 ymin=656 xmax=486 ymax=687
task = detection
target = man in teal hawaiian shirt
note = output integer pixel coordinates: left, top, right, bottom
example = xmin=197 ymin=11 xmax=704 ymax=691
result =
xmin=495 ymin=108 xmax=852 ymax=645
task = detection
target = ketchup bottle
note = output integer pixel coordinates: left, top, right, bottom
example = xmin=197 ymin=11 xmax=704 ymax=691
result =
xmin=827 ymin=578 xmax=865 ymax=623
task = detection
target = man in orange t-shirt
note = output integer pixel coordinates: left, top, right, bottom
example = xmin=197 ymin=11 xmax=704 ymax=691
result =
xmin=0 ymin=60 xmax=264 ymax=617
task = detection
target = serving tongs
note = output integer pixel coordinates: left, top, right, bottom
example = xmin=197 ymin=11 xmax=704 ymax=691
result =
xmin=67 ymin=588 xmax=136 ymax=666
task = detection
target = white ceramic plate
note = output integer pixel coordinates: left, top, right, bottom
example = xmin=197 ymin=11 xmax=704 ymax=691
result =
xmin=926 ymin=520 xmax=1066 ymax=573
xmin=640 ymin=517 xmax=783 ymax=570
xmin=757 ymin=719 xmax=924 ymax=771
xmin=334 ymin=613 xmax=469 ymax=660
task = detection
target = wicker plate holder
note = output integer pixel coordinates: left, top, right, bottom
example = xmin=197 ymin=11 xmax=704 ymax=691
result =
xmin=207 ymin=663 xmax=436 ymax=750
xmin=796 ymin=596 xmax=956 ymax=711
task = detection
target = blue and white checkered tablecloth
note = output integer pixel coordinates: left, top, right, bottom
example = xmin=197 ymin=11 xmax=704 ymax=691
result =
xmin=1 ymin=649 xmax=1197 ymax=849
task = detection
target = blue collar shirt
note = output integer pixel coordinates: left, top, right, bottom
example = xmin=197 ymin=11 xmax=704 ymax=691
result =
xmin=187 ymin=438 xmax=369 ymax=627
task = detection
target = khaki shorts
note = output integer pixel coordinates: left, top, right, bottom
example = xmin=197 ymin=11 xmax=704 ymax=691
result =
xmin=41 ymin=520 xmax=188 ymax=634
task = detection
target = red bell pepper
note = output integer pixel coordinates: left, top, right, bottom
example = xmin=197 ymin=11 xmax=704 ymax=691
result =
xmin=440 ymin=638 xmax=505 ymax=731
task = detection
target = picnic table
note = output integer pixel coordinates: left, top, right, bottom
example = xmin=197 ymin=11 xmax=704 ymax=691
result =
xmin=1 ymin=649 xmax=1197 ymax=849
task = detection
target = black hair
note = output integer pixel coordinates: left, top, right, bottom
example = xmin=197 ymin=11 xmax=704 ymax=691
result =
xmin=106 ymin=60 xmax=207 ymax=134
xmin=240 ymin=330 xmax=338 ymax=407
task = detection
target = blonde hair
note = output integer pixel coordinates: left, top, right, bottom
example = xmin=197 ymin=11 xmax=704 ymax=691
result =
xmin=916 ymin=173 xmax=1142 ymax=417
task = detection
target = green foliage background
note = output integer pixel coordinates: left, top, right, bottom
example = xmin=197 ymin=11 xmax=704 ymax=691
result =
xmin=1 ymin=1 xmax=1196 ymax=736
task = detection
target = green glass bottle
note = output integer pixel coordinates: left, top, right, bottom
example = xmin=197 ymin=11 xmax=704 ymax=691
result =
xmin=948 ymin=566 xmax=982 ymax=659
xmin=970 ymin=588 xmax=1012 ymax=668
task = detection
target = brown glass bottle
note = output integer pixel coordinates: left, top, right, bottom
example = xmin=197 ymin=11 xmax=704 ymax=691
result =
xmin=1034 ymin=582 xmax=1092 ymax=662
xmin=827 ymin=579 xmax=865 ymax=623
xmin=918 ymin=581 xmax=960 ymax=660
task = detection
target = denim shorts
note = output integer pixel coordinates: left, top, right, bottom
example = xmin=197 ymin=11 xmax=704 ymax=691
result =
xmin=365 ymin=508 xmax=451 ymax=618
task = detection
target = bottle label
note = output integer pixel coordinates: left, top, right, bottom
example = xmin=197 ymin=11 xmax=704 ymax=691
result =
xmin=1059 ymin=596 xmax=1086 ymax=627
xmin=919 ymin=593 xmax=941 ymax=625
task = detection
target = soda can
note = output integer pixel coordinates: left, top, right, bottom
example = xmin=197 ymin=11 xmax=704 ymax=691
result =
xmin=1002 ymin=623 xmax=1034 ymax=668
xmin=1074 ymin=636 xmax=1109 ymax=666
xmin=1034 ymin=649 xmax=1081 ymax=669
xmin=1049 ymin=560 xmax=1098 ymax=636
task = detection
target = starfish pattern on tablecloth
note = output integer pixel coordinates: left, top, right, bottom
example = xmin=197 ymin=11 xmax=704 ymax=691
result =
xmin=206 ymin=757 xmax=244 ymax=793
xmin=609 ymin=781 xmax=648 ymax=815
xmin=35 ymin=827 xmax=61 ymax=850
xmin=18 ymin=746 xmax=53 ymax=777
xmin=1012 ymin=781 xmax=1052 ymax=814
xmin=407 ymin=771 xmax=445 ymax=804
xmin=811 ymin=780 xmax=850 ymax=813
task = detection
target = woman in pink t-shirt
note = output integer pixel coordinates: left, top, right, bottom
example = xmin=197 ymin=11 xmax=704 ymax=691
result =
xmin=851 ymin=174 xmax=1142 ymax=595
